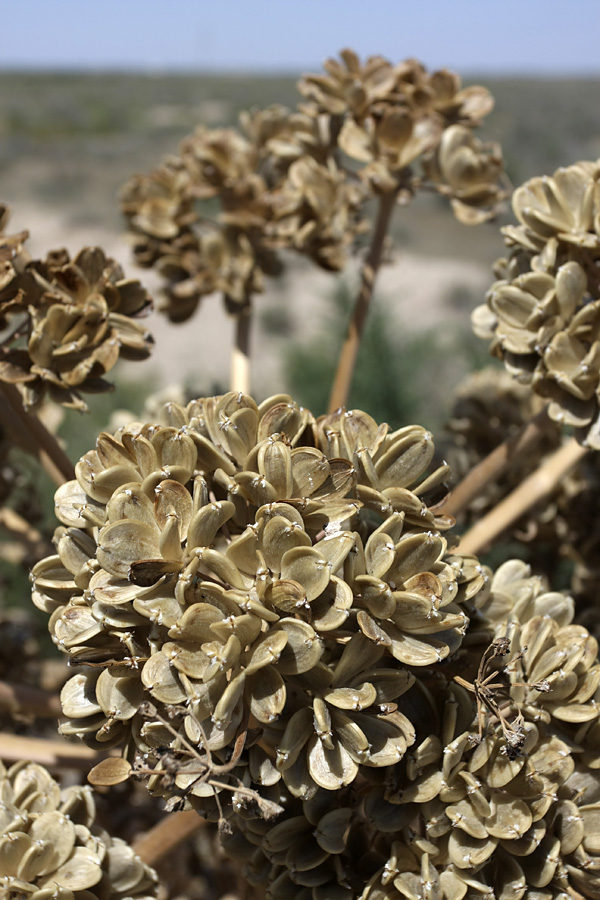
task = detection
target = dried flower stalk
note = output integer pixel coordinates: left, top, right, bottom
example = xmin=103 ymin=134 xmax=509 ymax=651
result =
xmin=328 ymin=188 xmax=398 ymax=412
xmin=0 ymin=680 xmax=62 ymax=719
xmin=439 ymin=405 xmax=551 ymax=517
xmin=0 ymin=506 xmax=52 ymax=561
xmin=456 ymin=437 xmax=589 ymax=554
xmin=132 ymin=811 xmax=204 ymax=866
xmin=120 ymin=51 xmax=503 ymax=410
xmin=231 ymin=296 xmax=252 ymax=393
xmin=0 ymin=732 xmax=104 ymax=767
xmin=0 ymin=381 xmax=74 ymax=485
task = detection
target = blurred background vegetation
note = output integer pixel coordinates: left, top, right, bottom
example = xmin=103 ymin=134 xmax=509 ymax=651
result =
xmin=1 ymin=71 xmax=599 ymax=445
xmin=2 ymin=73 xmax=599 ymax=224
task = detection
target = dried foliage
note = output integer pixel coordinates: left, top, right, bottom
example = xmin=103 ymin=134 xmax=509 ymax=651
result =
xmin=25 ymin=391 xmax=600 ymax=900
xmin=3 ymin=45 xmax=600 ymax=900
xmin=121 ymin=50 xmax=504 ymax=324
xmin=0 ymin=758 xmax=159 ymax=898
xmin=473 ymin=159 xmax=600 ymax=447
xmin=0 ymin=207 xmax=153 ymax=411
xmin=31 ymin=396 xmax=462 ymax=800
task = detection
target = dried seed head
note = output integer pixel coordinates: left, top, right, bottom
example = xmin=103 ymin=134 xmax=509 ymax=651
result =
xmin=0 ymin=234 xmax=153 ymax=411
xmin=32 ymin=391 xmax=481 ymax=816
xmin=472 ymin=159 xmax=600 ymax=447
xmin=0 ymin=759 xmax=159 ymax=899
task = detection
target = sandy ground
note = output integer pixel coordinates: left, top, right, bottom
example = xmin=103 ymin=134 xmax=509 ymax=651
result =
xmin=8 ymin=204 xmax=491 ymax=405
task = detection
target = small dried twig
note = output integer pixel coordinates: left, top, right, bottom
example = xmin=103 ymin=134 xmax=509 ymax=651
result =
xmin=454 ymin=638 xmax=522 ymax=755
xmin=70 ymin=654 xmax=150 ymax=669
xmin=132 ymin=810 xmax=203 ymax=866
xmin=0 ymin=382 xmax=74 ymax=486
xmin=327 ymin=188 xmax=398 ymax=413
xmin=456 ymin=437 xmax=588 ymax=555
xmin=134 ymin=703 xmax=282 ymax=821
xmin=439 ymin=406 xmax=552 ymax=518
xmin=454 ymin=638 xmax=549 ymax=758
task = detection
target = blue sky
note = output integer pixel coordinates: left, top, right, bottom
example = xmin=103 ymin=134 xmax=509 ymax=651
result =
xmin=3 ymin=0 xmax=599 ymax=74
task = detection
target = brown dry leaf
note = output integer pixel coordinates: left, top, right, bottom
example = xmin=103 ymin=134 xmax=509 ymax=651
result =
xmin=87 ymin=757 xmax=133 ymax=787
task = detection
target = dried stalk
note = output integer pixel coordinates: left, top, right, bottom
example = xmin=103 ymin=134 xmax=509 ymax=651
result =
xmin=439 ymin=406 xmax=552 ymax=518
xmin=327 ymin=189 xmax=398 ymax=413
xmin=456 ymin=437 xmax=588 ymax=555
xmin=230 ymin=297 xmax=252 ymax=394
xmin=0 ymin=732 xmax=104 ymax=768
xmin=0 ymin=507 xmax=45 ymax=544
xmin=132 ymin=810 xmax=203 ymax=866
xmin=0 ymin=382 xmax=74 ymax=486
xmin=0 ymin=507 xmax=53 ymax=562
xmin=0 ymin=680 xmax=62 ymax=719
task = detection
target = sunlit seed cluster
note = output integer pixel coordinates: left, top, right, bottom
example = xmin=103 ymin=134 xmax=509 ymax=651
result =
xmin=473 ymin=159 xmax=600 ymax=447
xmin=32 ymin=393 xmax=468 ymax=803
xmin=30 ymin=392 xmax=600 ymax=899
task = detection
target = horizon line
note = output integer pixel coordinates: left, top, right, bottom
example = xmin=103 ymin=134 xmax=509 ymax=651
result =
xmin=1 ymin=64 xmax=599 ymax=79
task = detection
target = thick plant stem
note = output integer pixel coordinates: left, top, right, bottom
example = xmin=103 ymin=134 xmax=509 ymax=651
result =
xmin=439 ymin=406 xmax=552 ymax=518
xmin=0 ymin=507 xmax=53 ymax=562
xmin=456 ymin=437 xmax=588 ymax=555
xmin=0 ymin=680 xmax=62 ymax=719
xmin=0 ymin=732 xmax=104 ymax=768
xmin=327 ymin=189 xmax=398 ymax=413
xmin=0 ymin=382 xmax=74 ymax=486
xmin=133 ymin=811 xmax=203 ymax=866
xmin=231 ymin=297 xmax=252 ymax=394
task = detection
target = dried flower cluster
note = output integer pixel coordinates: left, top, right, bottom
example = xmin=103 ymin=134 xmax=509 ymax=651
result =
xmin=31 ymin=393 xmax=465 ymax=794
xmin=30 ymin=394 xmax=472 ymax=882
xmin=0 ymin=206 xmax=153 ymax=411
xmin=5 ymin=46 xmax=600 ymax=900
xmin=29 ymin=390 xmax=600 ymax=899
xmin=120 ymin=113 xmax=364 ymax=323
xmin=473 ymin=159 xmax=600 ymax=447
xmin=0 ymin=758 xmax=159 ymax=899
xmin=121 ymin=50 xmax=504 ymax=323
xmin=346 ymin=560 xmax=600 ymax=900
xmin=299 ymin=51 xmax=504 ymax=220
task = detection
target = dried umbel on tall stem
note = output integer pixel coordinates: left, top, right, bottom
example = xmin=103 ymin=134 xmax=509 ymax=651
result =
xmin=299 ymin=50 xmax=504 ymax=217
xmin=121 ymin=121 xmax=365 ymax=394
xmin=121 ymin=49 xmax=505 ymax=401
xmin=120 ymin=105 xmax=365 ymax=325
xmin=297 ymin=49 xmax=505 ymax=411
